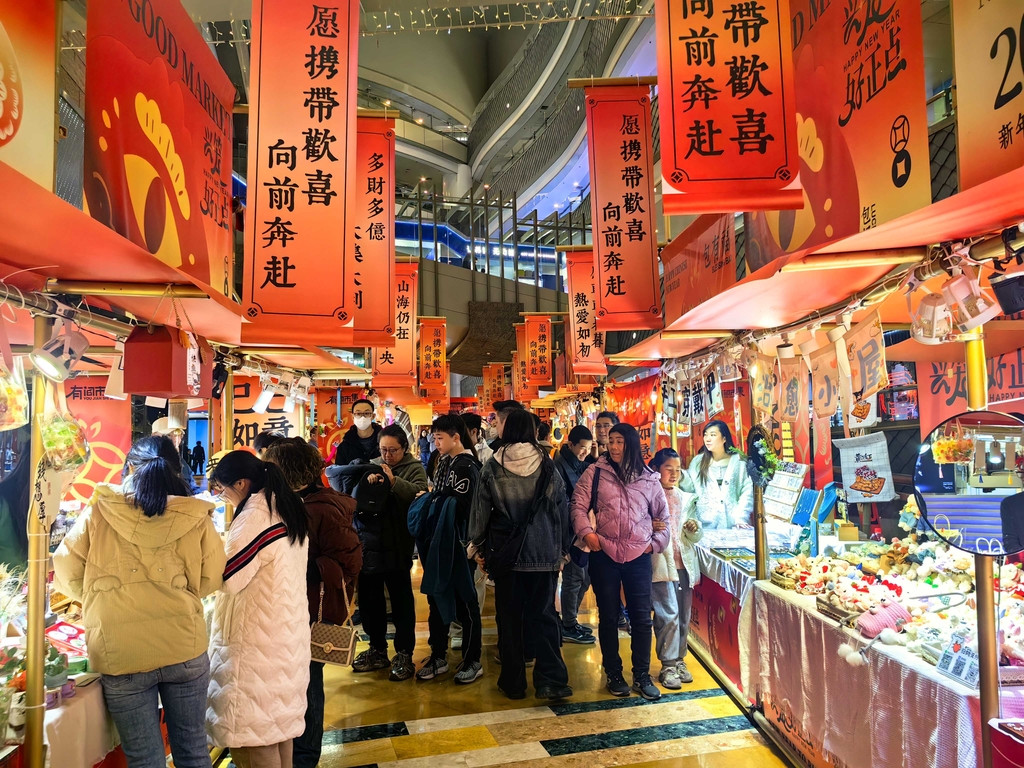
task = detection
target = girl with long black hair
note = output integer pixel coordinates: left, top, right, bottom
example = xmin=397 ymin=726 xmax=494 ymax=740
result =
xmin=571 ymin=422 xmax=670 ymax=701
xmin=205 ymin=451 xmax=310 ymax=768
xmin=54 ymin=436 xmax=225 ymax=768
xmin=681 ymin=420 xmax=753 ymax=530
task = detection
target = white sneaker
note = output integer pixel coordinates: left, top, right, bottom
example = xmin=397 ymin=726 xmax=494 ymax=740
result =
xmin=675 ymin=660 xmax=694 ymax=684
xmin=454 ymin=660 xmax=483 ymax=684
xmin=659 ymin=666 xmax=683 ymax=690
xmin=451 ymin=635 xmax=463 ymax=650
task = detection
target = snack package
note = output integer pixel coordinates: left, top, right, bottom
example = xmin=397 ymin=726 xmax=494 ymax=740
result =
xmin=40 ymin=412 xmax=89 ymax=472
xmin=0 ymin=358 xmax=29 ymax=432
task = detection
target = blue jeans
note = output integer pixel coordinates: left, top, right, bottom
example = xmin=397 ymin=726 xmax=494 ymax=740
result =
xmin=100 ymin=653 xmax=211 ymax=768
xmin=293 ymin=661 xmax=325 ymax=768
xmin=588 ymin=550 xmax=654 ymax=679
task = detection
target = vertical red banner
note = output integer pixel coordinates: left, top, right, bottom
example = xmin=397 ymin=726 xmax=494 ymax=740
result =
xmin=585 ymin=86 xmax=663 ymax=331
xmin=418 ymin=318 xmax=447 ymax=394
xmin=513 ymin=325 xmax=540 ymax=402
xmin=243 ymin=0 xmax=359 ymax=343
xmin=565 ymin=250 xmax=608 ymax=376
xmin=63 ymin=379 xmax=132 ymax=506
xmin=351 ymin=116 xmax=396 ymax=346
xmin=84 ymin=0 xmax=234 ymax=293
xmin=371 ymin=261 xmax=418 ymax=387
xmin=524 ymin=316 xmax=552 ymax=387
xmin=483 ymin=364 xmax=505 ymax=408
xmin=655 ymin=0 xmax=800 ymax=213
xmin=0 ymin=0 xmax=56 ymax=189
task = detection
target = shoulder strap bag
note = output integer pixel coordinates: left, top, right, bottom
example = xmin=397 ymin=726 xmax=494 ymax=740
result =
xmin=310 ymin=581 xmax=358 ymax=667
xmin=485 ymin=459 xmax=552 ymax=576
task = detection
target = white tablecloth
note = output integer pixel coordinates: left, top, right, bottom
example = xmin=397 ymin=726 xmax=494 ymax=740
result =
xmin=695 ymin=545 xmax=756 ymax=604
xmin=744 ymin=581 xmax=1024 ymax=768
xmin=44 ymin=678 xmax=119 ymax=768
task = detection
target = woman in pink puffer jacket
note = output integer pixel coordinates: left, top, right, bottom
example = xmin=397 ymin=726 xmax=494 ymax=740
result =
xmin=571 ymin=423 xmax=670 ymax=701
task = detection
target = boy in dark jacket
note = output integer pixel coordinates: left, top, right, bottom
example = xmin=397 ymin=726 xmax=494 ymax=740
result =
xmin=553 ymin=426 xmax=597 ymax=644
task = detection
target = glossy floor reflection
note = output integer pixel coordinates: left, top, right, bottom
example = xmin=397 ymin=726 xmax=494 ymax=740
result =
xmin=311 ymin=563 xmax=787 ymax=767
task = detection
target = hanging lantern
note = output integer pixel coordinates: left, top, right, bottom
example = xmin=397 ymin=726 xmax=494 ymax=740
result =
xmin=941 ymin=269 xmax=1002 ymax=333
xmin=910 ymin=292 xmax=953 ymax=345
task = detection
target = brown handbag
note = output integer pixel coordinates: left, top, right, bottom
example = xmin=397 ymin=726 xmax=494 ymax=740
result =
xmin=309 ymin=582 xmax=357 ymax=667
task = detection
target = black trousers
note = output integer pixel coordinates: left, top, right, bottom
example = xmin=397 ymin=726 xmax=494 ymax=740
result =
xmin=589 ymin=550 xmax=653 ymax=678
xmin=292 ymin=660 xmax=324 ymax=768
xmin=494 ymin=570 xmax=568 ymax=695
xmin=359 ymin=568 xmax=417 ymax=655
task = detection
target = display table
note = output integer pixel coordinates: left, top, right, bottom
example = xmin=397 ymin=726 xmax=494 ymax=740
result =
xmin=44 ymin=679 xmax=122 ymax=768
xmin=690 ymin=545 xmax=755 ymax=691
xmin=744 ymin=581 xmax=1024 ymax=768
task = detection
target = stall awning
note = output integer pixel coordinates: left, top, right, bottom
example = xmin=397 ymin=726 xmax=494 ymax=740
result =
xmin=0 ymin=163 xmax=242 ymax=343
xmin=608 ymin=331 xmax=733 ymax=363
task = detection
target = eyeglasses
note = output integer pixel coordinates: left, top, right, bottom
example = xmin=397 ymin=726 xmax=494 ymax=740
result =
xmin=380 ymin=448 xmax=403 ymax=456
xmin=209 ymin=481 xmax=224 ymax=494
xmin=353 ymin=411 xmax=374 ymax=417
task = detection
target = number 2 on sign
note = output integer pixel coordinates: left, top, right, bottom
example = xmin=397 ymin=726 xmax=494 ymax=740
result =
xmin=991 ymin=16 xmax=1024 ymax=110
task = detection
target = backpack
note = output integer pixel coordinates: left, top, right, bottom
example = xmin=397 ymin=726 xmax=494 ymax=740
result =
xmin=352 ymin=467 xmax=390 ymax=517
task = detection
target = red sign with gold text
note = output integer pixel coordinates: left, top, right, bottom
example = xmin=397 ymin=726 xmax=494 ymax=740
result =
xmin=952 ymin=0 xmax=1024 ymax=189
xmin=662 ymin=215 xmax=736 ymax=325
xmin=243 ymin=0 xmax=359 ymax=342
xmin=585 ymin=86 xmax=662 ymax=331
xmin=232 ymin=376 xmax=302 ymax=449
xmin=917 ymin=347 xmax=1024 ymax=436
xmin=351 ymin=116 xmax=396 ymax=346
xmin=483 ymin=364 xmax=506 ymax=409
xmin=372 ymin=261 xmax=418 ymax=387
xmin=565 ymin=251 xmax=608 ymax=376
xmin=525 ymin=316 xmax=552 ymax=387
xmin=655 ymin=0 xmax=800 ymax=213
xmin=63 ymin=379 xmax=131 ymax=506
xmin=744 ymin=0 xmax=930 ymax=269
xmin=514 ymin=325 xmax=541 ymax=402
xmin=0 ymin=0 xmax=56 ymax=189
xmin=418 ymin=318 xmax=447 ymax=394
xmin=85 ymin=0 xmax=234 ymax=293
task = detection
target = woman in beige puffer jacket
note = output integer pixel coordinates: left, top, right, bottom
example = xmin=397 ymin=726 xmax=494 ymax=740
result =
xmin=54 ymin=436 xmax=225 ymax=768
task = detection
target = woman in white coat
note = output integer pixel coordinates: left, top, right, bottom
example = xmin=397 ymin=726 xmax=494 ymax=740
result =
xmin=206 ymin=451 xmax=310 ymax=768
xmin=681 ymin=420 xmax=753 ymax=530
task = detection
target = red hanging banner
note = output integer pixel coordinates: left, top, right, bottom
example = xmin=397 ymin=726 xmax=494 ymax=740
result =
xmin=63 ymin=379 xmax=132 ymax=506
xmin=418 ymin=318 xmax=447 ymax=394
xmin=242 ymin=0 xmax=359 ymax=343
xmin=483 ymin=363 xmax=506 ymax=409
xmin=351 ymin=116 xmax=396 ymax=346
xmin=524 ymin=316 xmax=552 ymax=387
xmin=777 ymin=357 xmax=806 ymax=423
xmin=371 ymin=261 xmax=418 ymax=387
xmin=84 ymin=0 xmax=234 ymax=294
xmin=661 ymin=215 xmax=736 ymax=326
xmin=585 ymin=86 xmax=663 ymax=332
xmin=514 ymin=325 xmax=540 ymax=402
xmin=654 ymin=0 xmax=800 ymax=213
xmin=565 ymin=250 xmax=608 ymax=376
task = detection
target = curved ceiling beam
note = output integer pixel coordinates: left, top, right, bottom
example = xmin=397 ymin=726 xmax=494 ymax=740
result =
xmin=359 ymin=65 xmax=473 ymax=127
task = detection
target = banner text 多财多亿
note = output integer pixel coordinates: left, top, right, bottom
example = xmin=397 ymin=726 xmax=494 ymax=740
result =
xmin=84 ymin=0 xmax=235 ymax=293
xmin=918 ymin=347 xmax=1024 ymax=436
xmin=744 ymin=0 xmax=931 ymax=269
xmin=63 ymin=379 xmax=132 ymax=506
xmin=0 ymin=0 xmax=56 ymax=188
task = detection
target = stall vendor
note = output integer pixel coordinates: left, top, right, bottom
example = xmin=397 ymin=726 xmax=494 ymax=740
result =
xmin=681 ymin=420 xmax=753 ymax=530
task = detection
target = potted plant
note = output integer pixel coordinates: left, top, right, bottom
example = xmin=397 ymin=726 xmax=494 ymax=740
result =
xmin=43 ymin=643 xmax=69 ymax=689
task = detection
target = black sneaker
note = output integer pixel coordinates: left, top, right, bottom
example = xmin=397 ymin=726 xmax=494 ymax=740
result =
xmin=536 ymin=684 xmax=573 ymax=700
xmin=389 ymin=651 xmax=415 ymax=681
xmin=562 ymin=625 xmax=596 ymax=644
xmin=632 ymin=674 xmax=662 ymax=701
xmin=352 ymin=648 xmax=389 ymax=672
xmin=578 ymin=623 xmax=595 ymax=636
xmin=498 ymin=685 xmax=526 ymax=700
xmin=606 ymin=672 xmax=631 ymax=697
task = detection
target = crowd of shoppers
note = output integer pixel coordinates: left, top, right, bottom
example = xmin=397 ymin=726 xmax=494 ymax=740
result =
xmin=49 ymin=396 xmax=743 ymax=767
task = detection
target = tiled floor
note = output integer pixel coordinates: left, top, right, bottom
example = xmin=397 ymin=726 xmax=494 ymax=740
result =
xmin=224 ymin=563 xmax=788 ymax=767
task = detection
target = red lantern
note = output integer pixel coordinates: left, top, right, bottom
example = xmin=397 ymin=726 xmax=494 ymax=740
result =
xmin=123 ymin=326 xmax=213 ymax=398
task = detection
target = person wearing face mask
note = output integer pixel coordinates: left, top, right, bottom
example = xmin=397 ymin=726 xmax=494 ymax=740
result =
xmin=590 ymin=412 xmax=619 ymax=460
xmin=206 ymin=452 xmax=310 ymax=768
xmin=681 ymin=420 xmax=753 ymax=530
xmin=328 ymin=400 xmax=382 ymax=494
xmin=53 ymin=436 xmax=225 ymax=768
xmin=553 ymin=426 xmax=596 ymax=645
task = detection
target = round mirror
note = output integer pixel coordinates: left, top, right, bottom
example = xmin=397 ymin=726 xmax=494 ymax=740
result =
xmin=913 ymin=410 xmax=1024 ymax=555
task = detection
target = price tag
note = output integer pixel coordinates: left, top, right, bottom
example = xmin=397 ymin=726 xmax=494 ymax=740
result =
xmin=936 ymin=633 xmax=980 ymax=688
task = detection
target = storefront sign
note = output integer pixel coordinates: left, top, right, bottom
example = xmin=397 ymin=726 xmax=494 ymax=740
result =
xmin=232 ymin=376 xmax=301 ymax=449
xmin=371 ymin=262 xmax=418 ymax=387
xmin=243 ymin=0 xmax=359 ymax=338
xmin=351 ymin=116 xmax=396 ymax=346
xmin=662 ymin=215 xmax=736 ymax=325
xmin=952 ymin=0 xmax=1024 ymax=189
xmin=751 ymin=352 xmax=776 ymax=415
xmin=844 ymin=311 xmax=887 ymax=402
xmin=607 ymin=375 xmax=659 ymax=427
xmin=810 ymin=344 xmax=840 ymax=417
xmin=778 ymin=357 xmax=805 ymax=423
xmin=63 ymin=379 xmax=131 ymax=505
xmin=743 ymin=0 xmax=930 ymax=268
xmin=565 ymin=250 xmax=607 ymax=376
xmin=655 ymin=0 xmax=799 ymax=213
xmin=0 ymin=0 xmax=56 ymax=189
xmin=84 ymin=0 xmax=234 ymax=293
xmin=585 ymin=85 xmax=662 ymax=331
xmin=918 ymin=346 xmax=1024 ymax=435
xmin=524 ymin=315 xmax=552 ymax=386
xmin=418 ymin=317 xmax=447 ymax=394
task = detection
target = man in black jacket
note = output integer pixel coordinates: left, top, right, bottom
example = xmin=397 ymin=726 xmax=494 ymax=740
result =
xmin=330 ymin=399 xmax=382 ymax=494
xmin=553 ymin=425 xmax=597 ymax=645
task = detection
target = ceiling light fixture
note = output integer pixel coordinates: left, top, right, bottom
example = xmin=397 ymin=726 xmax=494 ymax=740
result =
xmin=30 ymin=325 xmax=90 ymax=382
